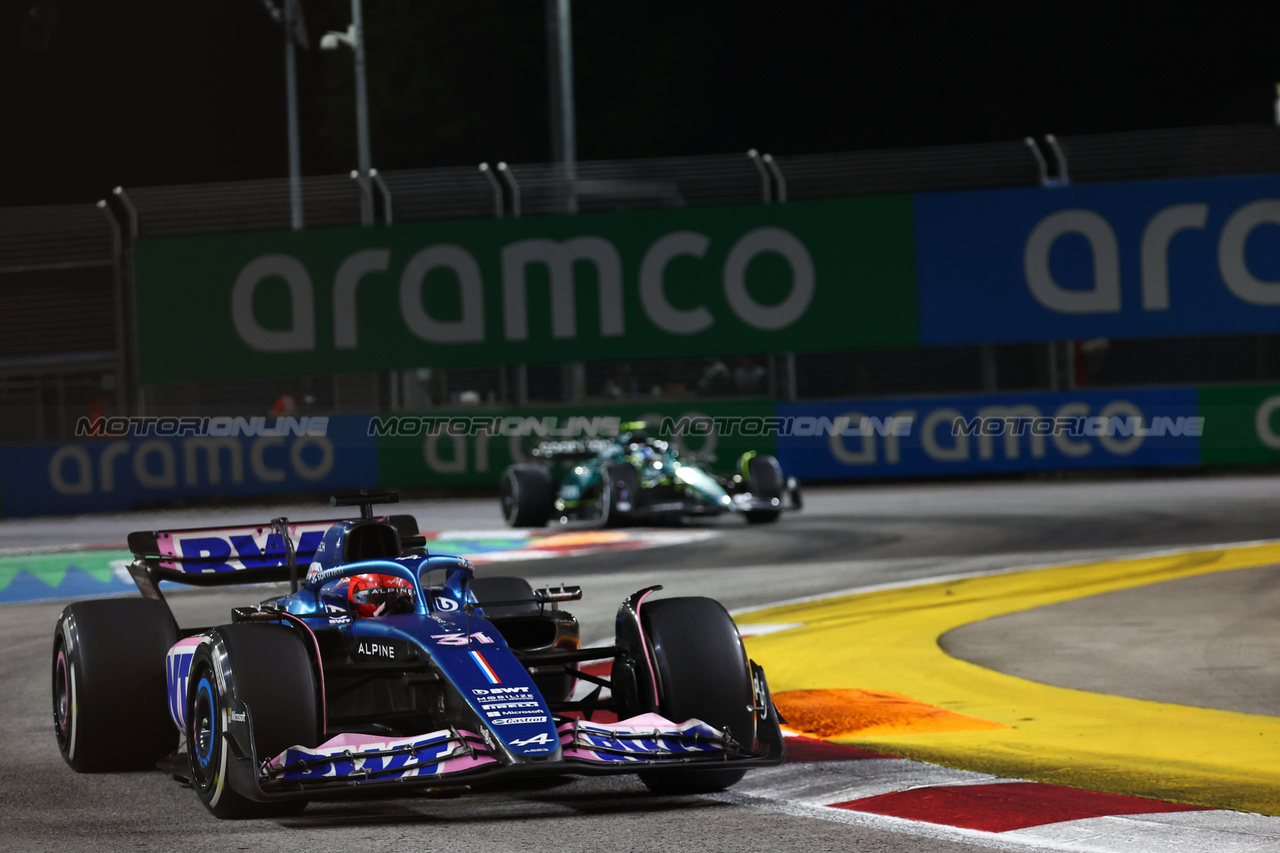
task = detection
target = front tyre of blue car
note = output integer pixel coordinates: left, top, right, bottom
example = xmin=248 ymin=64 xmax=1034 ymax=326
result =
xmin=187 ymin=624 xmax=317 ymax=818
xmin=636 ymin=597 xmax=752 ymax=794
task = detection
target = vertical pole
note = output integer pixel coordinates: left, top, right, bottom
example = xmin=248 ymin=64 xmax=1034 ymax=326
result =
xmin=284 ymin=0 xmax=304 ymax=230
xmin=546 ymin=0 xmax=577 ymax=216
xmin=498 ymin=161 xmax=530 ymax=405
xmin=546 ymin=0 xmax=576 ymax=167
xmin=98 ymin=200 xmax=127 ymax=415
xmin=352 ymin=0 xmax=374 ymax=226
xmin=112 ymin=186 xmax=143 ymax=416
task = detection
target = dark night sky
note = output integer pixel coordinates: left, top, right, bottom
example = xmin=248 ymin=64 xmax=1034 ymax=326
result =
xmin=3 ymin=1 xmax=1279 ymax=207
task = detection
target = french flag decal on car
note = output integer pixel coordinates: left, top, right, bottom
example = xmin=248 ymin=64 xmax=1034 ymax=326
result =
xmin=470 ymin=651 xmax=501 ymax=684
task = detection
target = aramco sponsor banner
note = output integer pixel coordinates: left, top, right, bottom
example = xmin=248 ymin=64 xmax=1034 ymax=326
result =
xmin=0 ymin=416 xmax=377 ymax=517
xmin=134 ymin=197 xmax=917 ymax=382
xmin=775 ymin=388 xmax=1202 ymax=481
xmin=373 ymin=400 xmax=776 ymax=487
xmin=914 ymin=173 xmax=1280 ymax=345
xmin=1197 ymin=383 xmax=1280 ymax=466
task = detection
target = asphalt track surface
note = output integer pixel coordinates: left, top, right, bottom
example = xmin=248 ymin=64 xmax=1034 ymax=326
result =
xmin=4 ymin=475 xmax=1280 ymax=852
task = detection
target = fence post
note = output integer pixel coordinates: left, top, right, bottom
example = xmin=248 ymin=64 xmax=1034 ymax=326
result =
xmin=479 ymin=162 xmax=505 ymax=218
xmin=763 ymin=153 xmax=787 ymax=203
xmin=747 ymin=149 xmax=772 ymax=203
xmin=496 ymin=162 xmax=528 ymax=403
xmin=1024 ymin=137 xmax=1050 ymax=186
xmin=369 ymin=168 xmax=393 ymax=224
xmin=111 ymin=186 xmax=143 ymax=416
xmin=496 ymin=162 xmax=522 ymax=218
xmin=1046 ymin=134 xmax=1070 ymax=185
xmin=98 ymin=200 xmax=127 ymax=417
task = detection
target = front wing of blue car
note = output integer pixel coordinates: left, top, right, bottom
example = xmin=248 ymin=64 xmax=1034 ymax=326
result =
xmin=233 ymin=665 xmax=785 ymax=800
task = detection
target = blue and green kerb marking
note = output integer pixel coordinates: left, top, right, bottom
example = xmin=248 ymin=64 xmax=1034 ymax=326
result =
xmin=0 ymin=550 xmax=137 ymax=605
xmin=0 ymin=535 xmax=560 ymax=605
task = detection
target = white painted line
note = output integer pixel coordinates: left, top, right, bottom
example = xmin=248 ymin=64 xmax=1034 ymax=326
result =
xmin=1003 ymin=810 xmax=1280 ymax=853
xmin=737 ymin=622 xmax=806 ymax=637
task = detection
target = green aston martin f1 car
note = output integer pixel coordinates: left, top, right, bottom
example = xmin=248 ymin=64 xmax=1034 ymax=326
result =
xmin=499 ymin=424 xmax=802 ymax=528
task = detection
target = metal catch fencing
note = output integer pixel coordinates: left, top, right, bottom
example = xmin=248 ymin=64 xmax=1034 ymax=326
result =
xmin=5 ymin=124 xmax=1280 ymax=443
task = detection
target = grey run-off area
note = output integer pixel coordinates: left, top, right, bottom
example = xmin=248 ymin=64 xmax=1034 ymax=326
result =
xmin=4 ymin=475 xmax=1280 ymax=852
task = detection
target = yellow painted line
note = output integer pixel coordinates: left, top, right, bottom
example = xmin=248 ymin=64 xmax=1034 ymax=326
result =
xmin=740 ymin=542 xmax=1280 ymax=815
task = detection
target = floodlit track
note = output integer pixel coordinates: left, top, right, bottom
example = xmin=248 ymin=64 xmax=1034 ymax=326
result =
xmin=5 ymin=476 xmax=1280 ymax=852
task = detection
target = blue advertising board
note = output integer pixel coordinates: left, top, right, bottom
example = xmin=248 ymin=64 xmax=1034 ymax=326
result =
xmin=914 ymin=174 xmax=1280 ymax=345
xmin=775 ymin=388 xmax=1201 ymax=482
xmin=0 ymin=416 xmax=378 ymax=518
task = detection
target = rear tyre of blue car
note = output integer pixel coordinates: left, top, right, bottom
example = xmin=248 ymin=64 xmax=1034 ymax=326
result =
xmin=52 ymin=598 xmax=179 ymax=772
xmin=636 ymin=597 xmax=753 ymax=794
xmin=501 ymin=464 xmax=554 ymax=527
xmin=187 ymin=624 xmax=318 ymax=818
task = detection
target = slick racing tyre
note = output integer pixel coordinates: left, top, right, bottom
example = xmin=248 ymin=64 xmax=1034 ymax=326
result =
xmin=744 ymin=454 xmax=784 ymax=525
xmin=53 ymin=598 xmax=179 ymax=772
xmin=636 ymin=597 xmax=753 ymax=794
xmin=500 ymin=464 xmax=554 ymax=528
xmin=187 ymin=624 xmax=318 ymax=818
xmin=600 ymin=463 xmax=640 ymax=528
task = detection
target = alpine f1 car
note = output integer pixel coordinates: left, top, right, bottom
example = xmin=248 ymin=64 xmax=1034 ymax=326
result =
xmin=52 ymin=491 xmax=784 ymax=818
xmin=499 ymin=423 xmax=803 ymax=528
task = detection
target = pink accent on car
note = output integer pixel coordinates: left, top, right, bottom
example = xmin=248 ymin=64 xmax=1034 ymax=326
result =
xmin=557 ymin=713 xmax=725 ymax=763
xmin=266 ymin=728 xmax=494 ymax=772
xmin=557 ymin=712 xmax=685 ymax=732
xmin=276 ymin=611 xmax=327 ymax=736
xmin=635 ymin=588 xmax=661 ymax=707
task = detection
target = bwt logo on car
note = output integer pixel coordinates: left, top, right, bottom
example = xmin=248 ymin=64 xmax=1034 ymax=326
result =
xmin=229 ymin=227 xmax=815 ymax=351
xmin=828 ymin=400 xmax=1200 ymax=465
xmin=46 ymin=434 xmax=336 ymax=496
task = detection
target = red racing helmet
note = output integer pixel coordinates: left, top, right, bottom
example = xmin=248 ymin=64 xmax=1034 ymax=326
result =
xmin=347 ymin=573 xmax=416 ymax=618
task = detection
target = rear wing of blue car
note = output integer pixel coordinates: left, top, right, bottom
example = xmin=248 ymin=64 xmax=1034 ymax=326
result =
xmin=125 ymin=514 xmax=422 ymax=593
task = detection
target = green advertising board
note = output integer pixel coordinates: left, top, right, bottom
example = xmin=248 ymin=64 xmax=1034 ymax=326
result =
xmin=1198 ymin=384 xmax=1280 ymax=466
xmin=374 ymin=400 xmax=776 ymax=487
xmin=134 ymin=197 xmax=917 ymax=383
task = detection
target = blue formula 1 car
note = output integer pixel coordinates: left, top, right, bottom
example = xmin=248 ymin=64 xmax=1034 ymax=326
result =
xmin=51 ymin=491 xmax=784 ymax=818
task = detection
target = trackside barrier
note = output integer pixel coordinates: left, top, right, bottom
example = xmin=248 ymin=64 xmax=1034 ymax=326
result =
xmin=9 ymin=386 xmax=1280 ymax=516
xmin=774 ymin=388 xmax=1202 ymax=482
